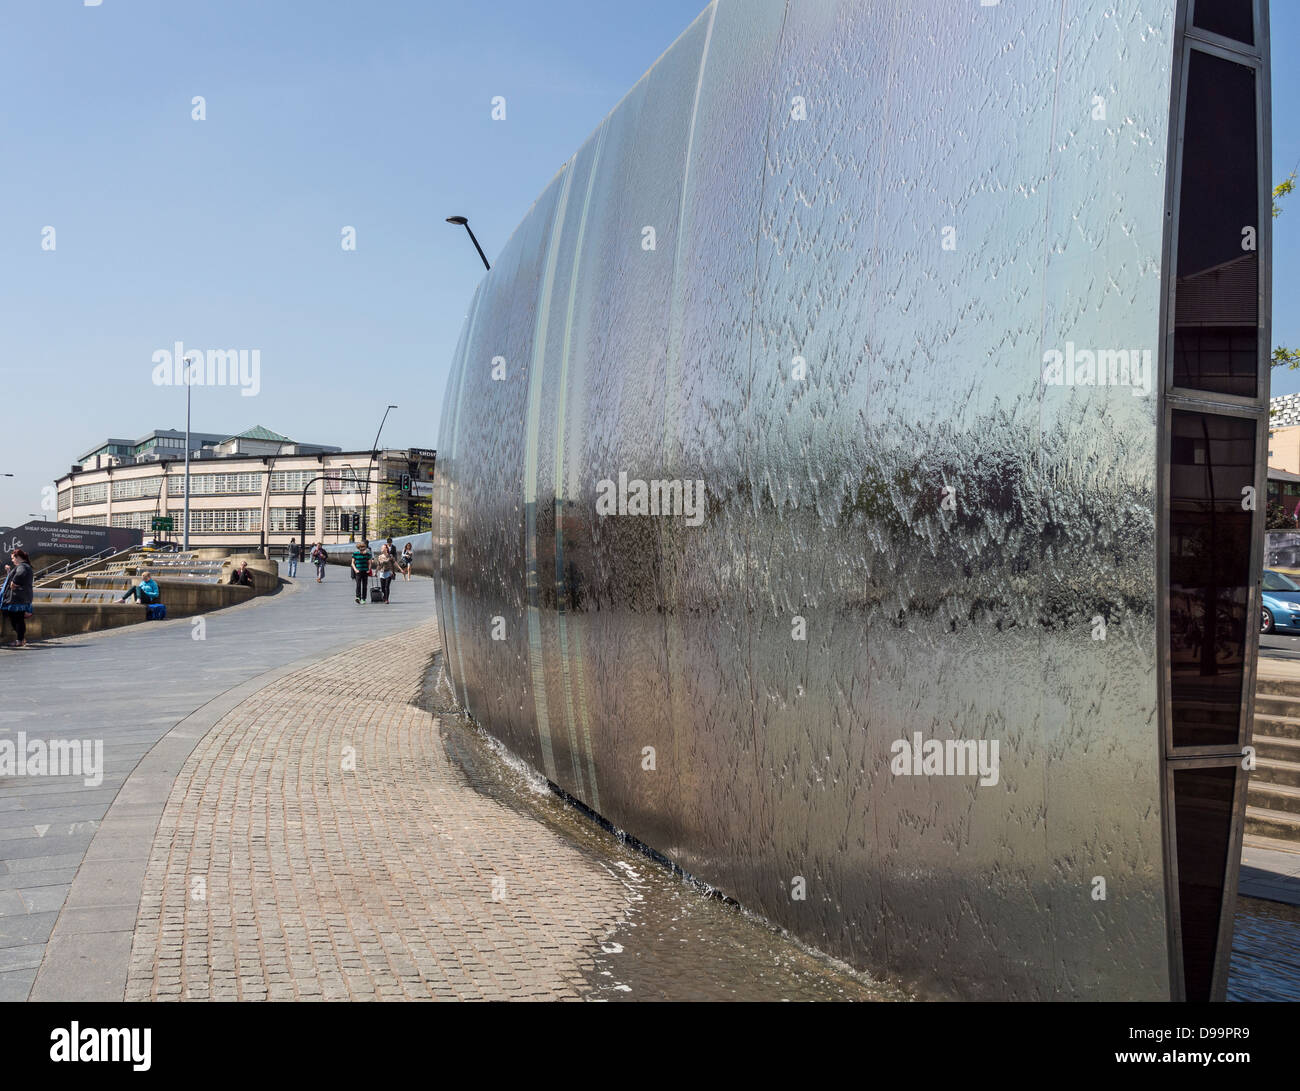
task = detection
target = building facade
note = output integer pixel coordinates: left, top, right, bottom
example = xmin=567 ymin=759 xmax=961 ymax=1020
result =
xmin=57 ymin=428 xmax=434 ymax=547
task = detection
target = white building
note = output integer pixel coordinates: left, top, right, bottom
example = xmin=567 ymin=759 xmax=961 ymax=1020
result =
xmin=56 ymin=426 xmax=434 ymax=547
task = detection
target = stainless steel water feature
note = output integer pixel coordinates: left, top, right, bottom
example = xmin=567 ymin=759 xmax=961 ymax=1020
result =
xmin=433 ymin=0 xmax=1271 ymax=1000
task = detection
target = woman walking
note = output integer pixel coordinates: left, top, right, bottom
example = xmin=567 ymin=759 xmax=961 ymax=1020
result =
xmin=400 ymin=542 xmax=413 ymax=582
xmin=375 ymin=545 xmax=396 ymax=603
xmin=1 ymin=548 xmax=35 ymax=647
xmin=312 ymin=541 xmax=328 ymax=583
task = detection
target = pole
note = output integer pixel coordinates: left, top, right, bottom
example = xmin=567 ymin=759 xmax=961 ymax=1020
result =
xmin=183 ymin=356 xmax=193 ymax=550
xmin=363 ymin=405 xmax=397 ymax=542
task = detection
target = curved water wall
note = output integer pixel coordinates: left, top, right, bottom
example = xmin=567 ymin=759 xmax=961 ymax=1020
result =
xmin=434 ymin=0 xmax=1271 ymax=999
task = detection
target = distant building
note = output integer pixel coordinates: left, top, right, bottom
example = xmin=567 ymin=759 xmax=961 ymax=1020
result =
xmin=56 ymin=427 xmax=434 ymax=547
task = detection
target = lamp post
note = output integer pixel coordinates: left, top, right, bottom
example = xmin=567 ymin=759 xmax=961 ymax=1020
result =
xmin=183 ymin=354 xmax=199 ymax=550
xmin=362 ymin=406 xmax=397 ymax=542
xmin=445 ymin=216 xmax=490 ymax=271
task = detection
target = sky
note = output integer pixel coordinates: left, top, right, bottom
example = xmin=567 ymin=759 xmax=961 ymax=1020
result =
xmin=0 ymin=0 xmax=1296 ymax=528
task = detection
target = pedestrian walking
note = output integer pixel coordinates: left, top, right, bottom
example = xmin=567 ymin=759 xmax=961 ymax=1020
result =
xmin=1 ymin=548 xmax=35 ymax=648
xmin=312 ymin=541 xmax=327 ymax=582
xmin=351 ymin=539 xmax=372 ymax=604
xmin=400 ymin=542 xmax=413 ymax=582
xmin=375 ymin=545 xmax=396 ymax=603
xmin=287 ymin=538 xmax=300 ymax=578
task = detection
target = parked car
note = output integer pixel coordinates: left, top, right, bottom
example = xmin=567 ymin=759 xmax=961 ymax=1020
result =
xmin=1261 ymin=569 xmax=1300 ymax=633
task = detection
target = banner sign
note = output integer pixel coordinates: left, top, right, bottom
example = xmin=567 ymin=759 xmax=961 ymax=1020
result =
xmin=0 ymin=520 xmax=143 ymax=558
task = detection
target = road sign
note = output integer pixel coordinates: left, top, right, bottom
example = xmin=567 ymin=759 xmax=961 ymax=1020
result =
xmin=151 ymin=516 xmax=174 ymax=532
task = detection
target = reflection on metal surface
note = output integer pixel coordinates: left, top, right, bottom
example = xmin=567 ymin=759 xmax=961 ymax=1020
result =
xmin=433 ymin=0 xmax=1269 ymax=998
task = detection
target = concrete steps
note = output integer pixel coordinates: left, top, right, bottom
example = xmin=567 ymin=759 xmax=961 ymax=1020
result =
xmin=1248 ymin=665 xmax=1300 ymax=845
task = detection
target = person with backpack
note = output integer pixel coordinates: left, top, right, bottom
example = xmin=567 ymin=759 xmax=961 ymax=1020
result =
xmin=1 ymin=548 xmax=35 ymax=648
xmin=287 ymin=538 xmax=300 ymax=578
xmin=312 ymin=541 xmax=328 ymax=582
xmin=351 ymin=539 xmax=372 ymax=604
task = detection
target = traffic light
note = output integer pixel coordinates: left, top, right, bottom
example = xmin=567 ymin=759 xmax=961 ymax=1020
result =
xmin=399 ymin=473 xmax=412 ymax=494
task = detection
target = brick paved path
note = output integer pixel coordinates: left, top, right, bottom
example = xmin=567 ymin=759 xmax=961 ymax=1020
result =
xmin=125 ymin=623 xmax=627 ymax=1000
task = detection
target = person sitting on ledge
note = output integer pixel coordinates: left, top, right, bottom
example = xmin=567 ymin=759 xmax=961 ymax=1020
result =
xmin=118 ymin=570 xmax=160 ymax=605
xmin=228 ymin=561 xmax=255 ymax=587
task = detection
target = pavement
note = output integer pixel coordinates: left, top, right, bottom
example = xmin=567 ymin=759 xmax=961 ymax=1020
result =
xmin=3 ymin=566 xmax=1295 ymax=1000
xmin=6 ymin=570 xmax=888 ymax=1002
xmin=0 ymin=568 xmax=439 ymax=1001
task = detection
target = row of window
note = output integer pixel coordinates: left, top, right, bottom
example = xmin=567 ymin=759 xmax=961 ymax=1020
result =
xmin=112 ymin=478 xmax=162 ymax=501
xmin=168 ymin=472 xmax=264 ymax=496
xmin=63 ymin=470 xmax=373 ymax=508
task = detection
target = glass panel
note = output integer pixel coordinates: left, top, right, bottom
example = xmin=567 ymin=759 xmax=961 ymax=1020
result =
xmin=1174 ymin=766 xmax=1237 ymax=1001
xmin=1169 ymin=411 xmax=1255 ymax=747
xmin=1173 ymin=50 xmax=1258 ymax=396
xmin=1192 ymin=0 xmax=1254 ymax=45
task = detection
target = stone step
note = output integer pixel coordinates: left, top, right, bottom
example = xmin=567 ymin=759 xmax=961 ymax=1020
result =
xmin=1253 ymin=735 xmax=1300 ymax=763
xmin=1252 ymin=713 xmax=1300 ymax=740
xmin=1252 ymin=758 xmax=1300 ymax=789
xmin=1245 ymin=804 xmax=1300 ymax=843
xmin=1257 ymin=673 xmax=1300 ymax=700
xmin=1253 ymin=692 xmax=1300 ymax=718
xmin=1248 ymin=780 xmax=1300 ymax=816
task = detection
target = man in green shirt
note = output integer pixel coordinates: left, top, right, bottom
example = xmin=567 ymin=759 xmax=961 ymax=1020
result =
xmin=351 ymin=539 xmax=372 ymax=604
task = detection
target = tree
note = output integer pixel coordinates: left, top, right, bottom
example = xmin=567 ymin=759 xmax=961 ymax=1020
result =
xmin=373 ymin=481 xmax=430 ymax=539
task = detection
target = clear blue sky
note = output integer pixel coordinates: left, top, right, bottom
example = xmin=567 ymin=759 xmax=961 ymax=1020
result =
xmin=0 ymin=1 xmax=1296 ymax=528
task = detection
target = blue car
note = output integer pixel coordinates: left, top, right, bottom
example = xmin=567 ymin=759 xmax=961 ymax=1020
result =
xmin=1261 ymin=569 xmax=1300 ymax=633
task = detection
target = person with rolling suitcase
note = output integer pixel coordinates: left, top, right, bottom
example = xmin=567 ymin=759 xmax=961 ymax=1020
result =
xmin=351 ymin=539 xmax=372 ymax=604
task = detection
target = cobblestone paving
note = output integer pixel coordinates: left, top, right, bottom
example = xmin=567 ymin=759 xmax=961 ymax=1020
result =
xmin=125 ymin=623 xmax=628 ymax=1000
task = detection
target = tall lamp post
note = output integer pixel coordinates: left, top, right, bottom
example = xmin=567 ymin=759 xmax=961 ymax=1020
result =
xmin=362 ymin=406 xmax=397 ymax=541
xmin=183 ymin=353 xmax=199 ymax=550
xmin=445 ymin=216 xmax=490 ymax=271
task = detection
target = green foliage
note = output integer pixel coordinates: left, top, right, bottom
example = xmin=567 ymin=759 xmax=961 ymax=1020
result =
xmin=373 ymin=482 xmax=430 ymax=539
xmin=1274 ymin=171 xmax=1296 ymax=218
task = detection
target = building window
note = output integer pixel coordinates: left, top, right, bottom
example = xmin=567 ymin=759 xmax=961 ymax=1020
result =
xmin=111 ymin=511 xmax=155 ymax=530
xmin=73 ymin=514 xmax=107 ymax=526
xmin=1172 ymin=49 xmax=1258 ymax=396
xmin=57 ymin=490 xmax=72 ymax=512
xmin=325 ymin=469 xmax=368 ymax=494
xmin=269 ymin=508 xmax=316 ymax=534
xmin=324 ymin=508 xmax=361 ymax=533
xmin=168 ymin=472 xmax=264 ymax=497
xmin=111 ymin=477 xmax=162 ymax=501
xmin=270 ymin=470 xmax=317 ymax=493
xmin=1192 ymin=0 xmax=1254 ymax=45
xmin=73 ymin=483 xmax=108 ymax=505
xmin=186 ymin=509 xmax=263 ymax=534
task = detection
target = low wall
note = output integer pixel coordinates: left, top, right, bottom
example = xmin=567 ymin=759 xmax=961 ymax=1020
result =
xmin=323 ymin=533 xmax=432 ymax=576
xmin=20 ymin=571 xmax=270 ymax=640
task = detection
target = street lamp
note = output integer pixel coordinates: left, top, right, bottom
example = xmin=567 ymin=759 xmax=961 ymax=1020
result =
xmin=445 ymin=216 xmax=491 ymax=271
xmin=27 ymin=513 xmax=47 ymax=522
xmin=183 ymin=353 xmax=199 ymax=550
xmin=362 ymin=405 xmax=397 ymax=541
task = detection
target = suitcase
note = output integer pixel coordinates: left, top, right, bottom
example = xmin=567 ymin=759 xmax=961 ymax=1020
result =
xmin=370 ymin=586 xmax=385 ymax=603
xmin=146 ymin=603 xmax=167 ymax=621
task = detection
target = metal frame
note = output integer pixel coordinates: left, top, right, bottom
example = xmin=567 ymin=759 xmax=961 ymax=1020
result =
xmin=1157 ymin=0 xmax=1269 ymax=1003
